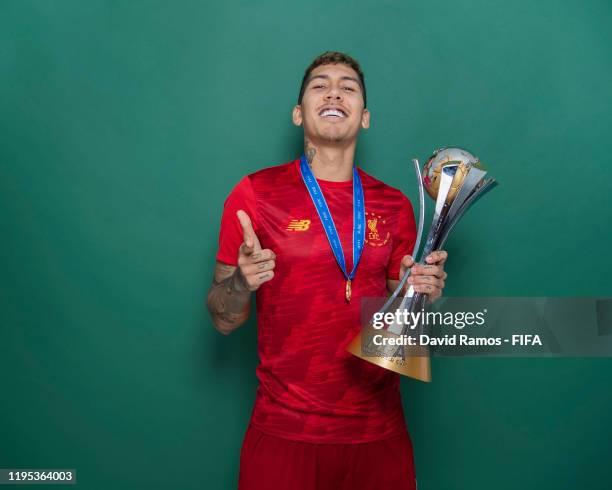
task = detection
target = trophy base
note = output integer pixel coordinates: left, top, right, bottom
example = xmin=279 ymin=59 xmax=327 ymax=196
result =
xmin=346 ymin=327 xmax=432 ymax=382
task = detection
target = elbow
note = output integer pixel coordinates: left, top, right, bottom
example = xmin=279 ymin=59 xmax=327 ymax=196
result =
xmin=212 ymin=320 xmax=234 ymax=336
xmin=212 ymin=317 xmax=248 ymax=335
xmin=205 ymin=292 xmax=249 ymax=335
xmin=207 ymin=307 xmax=248 ymax=335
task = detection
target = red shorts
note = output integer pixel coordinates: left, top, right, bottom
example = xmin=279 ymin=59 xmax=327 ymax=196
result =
xmin=238 ymin=425 xmax=417 ymax=490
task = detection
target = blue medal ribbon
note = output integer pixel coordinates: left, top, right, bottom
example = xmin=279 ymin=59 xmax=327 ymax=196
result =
xmin=299 ymin=155 xmax=365 ymax=301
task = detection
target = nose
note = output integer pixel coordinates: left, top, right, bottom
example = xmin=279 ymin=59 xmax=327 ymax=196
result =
xmin=324 ymin=85 xmax=342 ymax=101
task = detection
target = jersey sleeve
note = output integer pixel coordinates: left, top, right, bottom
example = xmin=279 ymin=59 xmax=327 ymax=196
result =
xmin=386 ymin=193 xmax=417 ymax=280
xmin=216 ymin=175 xmax=259 ymax=266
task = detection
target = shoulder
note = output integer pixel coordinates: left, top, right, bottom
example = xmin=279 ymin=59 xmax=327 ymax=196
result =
xmin=246 ymin=159 xmax=303 ymax=201
xmin=226 ymin=159 xmax=298 ymax=199
xmin=358 ymin=167 xmax=411 ymax=205
xmin=247 ymin=159 xmax=299 ymax=183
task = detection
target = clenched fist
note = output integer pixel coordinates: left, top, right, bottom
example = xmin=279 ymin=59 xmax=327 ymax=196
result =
xmin=400 ymin=250 xmax=448 ymax=303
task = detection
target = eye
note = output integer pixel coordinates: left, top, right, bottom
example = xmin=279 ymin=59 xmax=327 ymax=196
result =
xmin=312 ymin=84 xmax=325 ymax=89
xmin=343 ymin=86 xmax=355 ymax=92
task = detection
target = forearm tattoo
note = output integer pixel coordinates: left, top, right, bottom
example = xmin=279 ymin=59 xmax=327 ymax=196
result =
xmin=207 ymin=264 xmax=251 ymax=331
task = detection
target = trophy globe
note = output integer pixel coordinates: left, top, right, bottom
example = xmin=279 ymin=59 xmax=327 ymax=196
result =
xmin=423 ymin=147 xmax=481 ymax=202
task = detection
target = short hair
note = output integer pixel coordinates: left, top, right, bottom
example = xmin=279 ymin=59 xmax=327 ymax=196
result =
xmin=297 ymin=51 xmax=367 ymax=108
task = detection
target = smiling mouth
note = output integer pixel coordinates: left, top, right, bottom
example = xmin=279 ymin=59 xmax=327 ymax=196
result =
xmin=319 ymin=108 xmax=347 ymax=118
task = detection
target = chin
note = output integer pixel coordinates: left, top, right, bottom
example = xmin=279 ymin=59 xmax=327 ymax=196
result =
xmin=320 ymin=129 xmax=351 ymax=144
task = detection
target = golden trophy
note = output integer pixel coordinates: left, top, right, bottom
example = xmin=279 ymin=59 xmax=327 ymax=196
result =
xmin=347 ymin=147 xmax=497 ymax=381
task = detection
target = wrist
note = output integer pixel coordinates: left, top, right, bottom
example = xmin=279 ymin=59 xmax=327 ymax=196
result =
xmin=231 ymin=268 xmax=251 ymax=293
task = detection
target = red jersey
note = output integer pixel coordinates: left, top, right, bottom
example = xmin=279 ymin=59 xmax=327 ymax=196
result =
xmin=216 ymin=159 xmax=416 ymax=444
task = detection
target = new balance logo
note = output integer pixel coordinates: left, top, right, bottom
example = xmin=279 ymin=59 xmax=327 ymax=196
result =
xmin=286 ymin=219 xmax=311 ymax=231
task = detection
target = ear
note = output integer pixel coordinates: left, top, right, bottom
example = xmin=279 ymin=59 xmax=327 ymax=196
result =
xmin=361 ymin=108 xmax=370 ymax=129
xmin=292 ymin=105 xmax=303 ymax=126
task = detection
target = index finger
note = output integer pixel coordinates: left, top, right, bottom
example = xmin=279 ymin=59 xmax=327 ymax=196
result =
xmin=236 ymin=210 xmax=255 ymax=249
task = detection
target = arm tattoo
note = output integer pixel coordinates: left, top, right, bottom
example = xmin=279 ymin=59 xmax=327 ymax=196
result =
xmin=207 ymin=264 xmax=251 ymax=333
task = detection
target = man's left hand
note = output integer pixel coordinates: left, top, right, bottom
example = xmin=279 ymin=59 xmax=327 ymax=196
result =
xmin=399 ymin=250 xmax=448 ymax=303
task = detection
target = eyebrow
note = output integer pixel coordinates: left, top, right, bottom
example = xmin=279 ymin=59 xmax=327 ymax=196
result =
xmin=307 ymin=74 xmax=361 ymax=86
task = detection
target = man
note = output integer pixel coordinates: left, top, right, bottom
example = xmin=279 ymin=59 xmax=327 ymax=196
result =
xmin=207 ymin=51 xmax=448 ymax=490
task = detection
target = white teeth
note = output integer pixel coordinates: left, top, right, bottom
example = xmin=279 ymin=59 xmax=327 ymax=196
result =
xmin=320 ymin=109 xmax=345 ymax=117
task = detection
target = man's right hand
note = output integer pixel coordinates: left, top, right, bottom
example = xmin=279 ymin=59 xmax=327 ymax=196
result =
xmin=236 ymin=210 xmax=276 ymax=291
xmin=206 ymin=209 xmax=276 ymax=335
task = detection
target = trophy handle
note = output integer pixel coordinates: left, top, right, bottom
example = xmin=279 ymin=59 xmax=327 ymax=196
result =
xmin=374 ymin=158 xmax=426 ymax=314
xmin=437 ymin=178 xmax=498 ymax=248
xmin=412 ymin=158 xmax=426 ymax=260
xmin=396 ymin=163 xmax=458 ymax=312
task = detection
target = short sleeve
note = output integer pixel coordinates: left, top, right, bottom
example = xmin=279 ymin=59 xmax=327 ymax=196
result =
xmin=216 ymin=176 xmax=258 ymax=266
xmin=386 ymin=194 xmax=417 ymax=280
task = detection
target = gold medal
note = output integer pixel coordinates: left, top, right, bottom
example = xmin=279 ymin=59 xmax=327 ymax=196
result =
xmin=345 ymin=279 xmax=352 ymax=302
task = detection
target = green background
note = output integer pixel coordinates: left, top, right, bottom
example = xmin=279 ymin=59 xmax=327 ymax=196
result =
xmin=1 ymin=1 xmax=611 ymax=488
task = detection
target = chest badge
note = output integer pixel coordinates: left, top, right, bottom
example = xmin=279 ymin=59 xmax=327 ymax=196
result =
xmin=365 ymin=212 xmax=390 ymax=247
xmin=286 ymin=219 xmax=311 ymax=231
